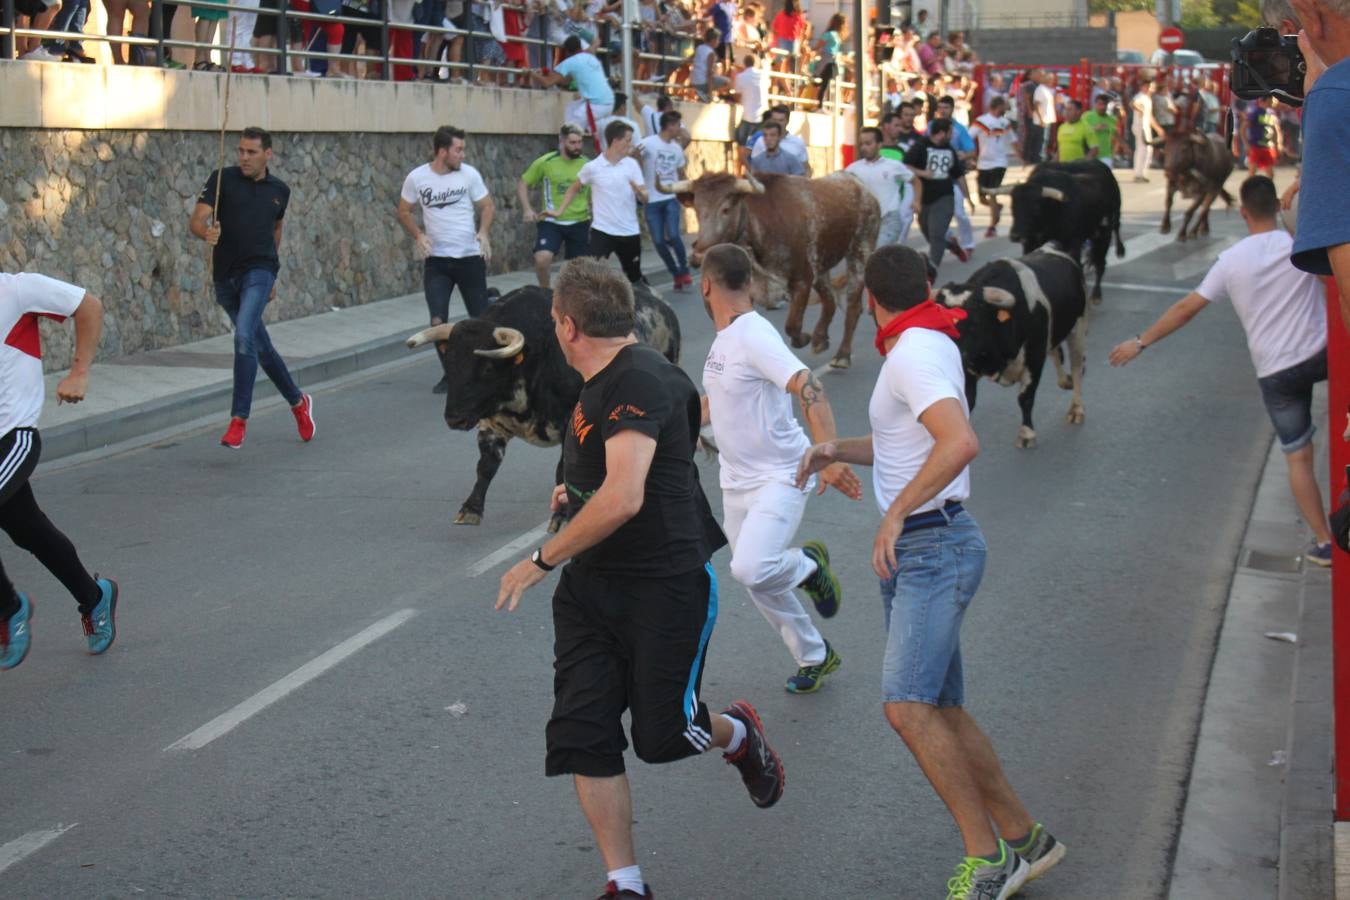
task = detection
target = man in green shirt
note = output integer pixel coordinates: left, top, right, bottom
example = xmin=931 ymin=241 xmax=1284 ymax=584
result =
xmin=1054 ymin=99 xmax=1095 ymax=163
xmin=1083 ymin=94 xmax=1122 ymax=165
xmin=517 ymin=124 xmax=592 ymax=289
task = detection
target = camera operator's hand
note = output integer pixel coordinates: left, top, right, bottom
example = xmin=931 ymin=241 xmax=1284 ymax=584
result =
xmin=1295 ymin=21 xmax=1328 ymax=93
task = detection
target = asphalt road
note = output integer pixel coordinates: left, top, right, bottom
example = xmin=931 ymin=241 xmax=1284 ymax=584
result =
xmin=2 ymin=176 xmax=1279 ymax=899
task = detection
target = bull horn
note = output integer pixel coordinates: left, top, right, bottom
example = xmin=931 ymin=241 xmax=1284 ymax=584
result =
xmin=981 ymin=287 xmax=1017 ymax=309
xmin=406 ymin=323 xmax=454 ymax=348
xmin=733 ymin=175 xmax=766 ymax=194
xmin=658 ymin=178 xmax=694 ymax=195
xmin=1040 ymin=186 xmax=1066 ymax=202
xmin=473 ymin=326 xmax=526 ymax=360
xmin=987 ymin=184 xmax=1018 ymax=196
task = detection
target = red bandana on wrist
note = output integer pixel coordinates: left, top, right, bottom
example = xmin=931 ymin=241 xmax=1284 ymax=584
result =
xmin=872 ymin=297 xmax=968 ymax=357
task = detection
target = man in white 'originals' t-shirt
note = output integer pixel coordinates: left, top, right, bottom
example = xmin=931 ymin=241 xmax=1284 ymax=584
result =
xmin=699 ymin=244 xmax=861 ymax=693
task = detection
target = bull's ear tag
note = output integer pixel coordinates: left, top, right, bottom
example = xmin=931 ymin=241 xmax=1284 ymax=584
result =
xmin=996 ymin=310 xmax=1012 ymax=323
xmin=514 ymin=352 xmax=525 ymax=366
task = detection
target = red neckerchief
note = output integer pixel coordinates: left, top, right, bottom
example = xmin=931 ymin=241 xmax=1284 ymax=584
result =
xmin=872 ymin=296 xmax=967 ymax=357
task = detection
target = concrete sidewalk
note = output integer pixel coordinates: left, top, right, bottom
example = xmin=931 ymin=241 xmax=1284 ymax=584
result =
xmin=1169 ymin=386 xmax=1336 ymax=899
xmin=38 ymin=249 xmax=679 ymax=461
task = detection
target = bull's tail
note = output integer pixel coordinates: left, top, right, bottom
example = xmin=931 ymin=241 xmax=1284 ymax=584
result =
xmin=1219 ymin=187 xmax=1235 ymax=208
xmin=1114 ymin=222 xmax=1125 ymax=259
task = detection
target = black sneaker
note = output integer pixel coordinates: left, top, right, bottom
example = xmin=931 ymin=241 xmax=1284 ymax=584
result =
xmin=785 ymin=640 xmax=841 ymax=694
xmin=721 ymin=700 xmax=785 ymax=808
xmin=799 ymin=541 xmax=841 ymax=618
xmin=432 ymin=375 xmax=449 ymax=394
xmin=596 ymin=882 xmax=653 ymax=898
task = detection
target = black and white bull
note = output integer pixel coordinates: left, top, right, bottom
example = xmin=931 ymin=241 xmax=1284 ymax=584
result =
xmin=994 ymin=159 xmax=1124 ymax=305
xmin=405 ymin=283 xmax=681 ymax=531
xmin=936 ymin=247 xmax=1087 ymax=449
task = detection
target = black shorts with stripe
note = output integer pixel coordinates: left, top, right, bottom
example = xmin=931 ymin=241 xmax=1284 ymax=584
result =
xmin=0 ymin=428 xmax=40 ymax=507
xmin=977 ymin=167 xmax=1007 ymax=191
xmin=545 ymin=561 xmax=718 ymax=778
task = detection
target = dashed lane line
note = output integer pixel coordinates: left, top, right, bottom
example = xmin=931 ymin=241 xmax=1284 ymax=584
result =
xmin=0 ymin=824 xmax=77 ymax=875
xmin=163 ymin=608 xmax=419 ymax=752
xmin=466 ymin=522 xmax=550 ymax=578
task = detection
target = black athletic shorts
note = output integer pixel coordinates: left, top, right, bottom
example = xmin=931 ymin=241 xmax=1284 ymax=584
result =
xmin=545 ymin=561 xmax=718 ymax=778
xmin=977 ymin=167 xmax=1007 ymax=191
xmin=0 ymin=428 xmax=39 ymax=507
xmin=589 ymin=229 xmax=644 ymax=284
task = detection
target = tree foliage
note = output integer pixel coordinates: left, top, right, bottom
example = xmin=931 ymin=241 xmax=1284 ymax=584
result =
xmin=1089 ymin=0 xmax=1259 ymax=22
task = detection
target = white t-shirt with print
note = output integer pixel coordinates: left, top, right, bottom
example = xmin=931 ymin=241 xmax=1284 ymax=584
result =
xmin=1195 ymin=229 xmax=1327 ymax=378
xmin=637 ymin=134 xmax=687 ymax=203
xmin=1 ymin=273 xmax=86 ymax=435
xmin=972 ymin=113 xmax=1015 ymax=169
xmin=869 ymin=327 xmax=970 ymax=516
xmin=702 ymin=311 xmax=812 ymax=491
xmin=399 ymin=162 xmax=490 ymax=258
xmin=845 ymin=156 xmax=913 ymax=216
xmin=578 ymin=155 xmax=644 ymax=236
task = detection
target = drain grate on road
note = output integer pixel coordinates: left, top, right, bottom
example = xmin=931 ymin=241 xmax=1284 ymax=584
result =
xmin=1242 ymin=548 xmax=1304 ymax=574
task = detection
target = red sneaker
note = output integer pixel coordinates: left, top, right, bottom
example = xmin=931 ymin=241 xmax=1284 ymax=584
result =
xmin=292 ymin=393 xmax=316 ymax=442
xmin=946 ymin=235 xmax=971 ymax=263
xmin=220 ymin=417 xmax=247 ymax=449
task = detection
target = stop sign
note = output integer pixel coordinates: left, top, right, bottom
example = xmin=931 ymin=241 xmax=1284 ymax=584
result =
xmin=1159 ymin=26 xmax=1185 ymax=52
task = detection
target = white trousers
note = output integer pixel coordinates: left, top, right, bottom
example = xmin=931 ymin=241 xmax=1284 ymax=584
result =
xmin=877 ymin=209 xmax=904 ymax=248
xmin=722 ymin=480 xmax=826 ymax=667
xmin=946 ymin=182 xmax=976 ymax=250
xmin=1133 ymin=124 xmax=1153 ymax=177
xmin=230 ymin=0 xmax=259 ymax=68
xmin=565 ymin=98 xmax=614 ymax=132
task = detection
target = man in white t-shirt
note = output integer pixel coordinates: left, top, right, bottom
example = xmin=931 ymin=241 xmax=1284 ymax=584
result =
xmin=0 ymin=273 xmax=119 ymax=670
xmin=397 ymin=125 xmax=496 ymax=394
xmin=732 ymin=54 xmax=769 ymax=147
xmin=699 ymin=244 xmax=861 ymax=692
xmin=529 ymin=36 xmax=616 ymax=134
xmin=1030 ymin=72 xmax=1057 ymax=163
xmin=1110 ymin=176 xmax=1334 ymax=565
xmin=845 ymin=126 xmax=916 ymax=247
xmin=550 ymin=119 xmax=649 ymax=283
xmin=971 ymin=95 xmax=1018 ymax=238
xmin=797 ymin=244 xmax=1063 ymax=899
xmin=1130 ymin=82 xmax=1160 ymax=183
xmin=637 ymin=110 xmax=693 ymax=290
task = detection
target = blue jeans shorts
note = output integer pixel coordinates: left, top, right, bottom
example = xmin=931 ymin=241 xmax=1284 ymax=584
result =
xmin=1257 ymin=347 xmax=1327 ymax=453
xmin=879 ymin=511 xmax=987 ymax=707
xmin=535 ymin=219 xmax=591 ymax=258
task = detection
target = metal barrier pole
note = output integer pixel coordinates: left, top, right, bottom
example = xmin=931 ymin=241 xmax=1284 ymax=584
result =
xmin=620 ymin=0 xmax=632 ymax=108
xmin=465 ymin=7 xmax=474 ymax=81
xmin=152 ymin=0 xmax=165 ymax=65
xmin=278 ymin=0 xmax=289 ymax=72
xmin=381 ymin=0 xmax=390 ymax=80
xmin=851 ymin=0 xmax=863 ymax=144
xmin=3 ymin=0 xmax=16 ymax=59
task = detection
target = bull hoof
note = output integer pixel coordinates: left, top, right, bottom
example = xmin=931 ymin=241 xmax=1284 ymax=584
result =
xmin=453 ymin=509 xmax=483 ymax=526
xmin=788 ymin=332 xmax=810 ymax=349
xmin=811 ymin=338 xmax=831 ymax=355
xmin=1090 ymin=294 xmax=1103 ymax=306
xmin=1066 ymin=404 xmax=1085 ymax=425
xmin=1015 ymin=427 xmax=1038 ymax=449
xmin=762 ymin=297 xmax=784 ymax=311
xmin=1058 ymin=375 xmax=1074 ymax=390
xmin=1176 ymin=231 xmax=1189 ymax=243
xmin=546 ymin=512 xmax=566 ymax=534
xmin=829 ymin=355 xmax=851 ymax=369
xmin=1160 ymin=222 xmax=1171 ymax=235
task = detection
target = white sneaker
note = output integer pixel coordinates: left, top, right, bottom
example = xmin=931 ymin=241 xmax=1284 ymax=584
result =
xmin=21 ymin=46 xmax=64 ymax=61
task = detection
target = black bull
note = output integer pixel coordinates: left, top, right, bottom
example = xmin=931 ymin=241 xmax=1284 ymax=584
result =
xmin=405 ymin=283 xmax=681 ymax=531
xmin=993 ymin=158 xmax=1124 ymax=304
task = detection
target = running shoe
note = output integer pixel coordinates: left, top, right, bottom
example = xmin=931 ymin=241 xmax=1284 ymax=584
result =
xmin=81 ymin=577 xmax=118 ymax=655
xmin=292 ymin=393 xmax=316 ymax=442
xmin=0 ymin=593 xmax=33 ymax=670
xmin=721 ymin=700 xmax=785 ymax=808
xmin=786 ymin=640 xmax=841 ymax=694
xmin=21 ymin=46 xmax=63 ymax=61
xmin=1010 ymin=823 xmax=1066 ymax=882
xmin=984 ymin=226 xmax=997 ymax=239
xmin=220 ymin=417 xmax=247 ymax=449
xmin=1306 ymin=542 xmax=1334 ymax=567
xmin=799 ymin=541 xmax=841 ymax=618
xmin=946 ymin=235 xmax=972 ymax=263
xmin=432 ymin=375 xmax=449 ymax=394
xmin=596 ymin=882 xmax=654 ymax=898
xmin=945 ymin=842 xmax=1028 ymax=900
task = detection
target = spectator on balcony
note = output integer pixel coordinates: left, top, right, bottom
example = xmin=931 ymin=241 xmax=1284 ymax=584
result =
xmin=336 ymin=0 xmax=383 ymax=79
xmin=769 ymin=0 xmax=804 ymax=78
xmin=732 ymin=3 xmax=762 ymax=58
xmin=253 ymin=0 xmax=303 ymax=74
xmin=749 ymin=121 xmax=806 ymax=175
xmin=37 ymin=0 xmax=94 ymax=62
xmin=912 ymin=6 xmax=931 ymax=37
xmin=706 ymin=0 xmax=734 ymax=62
xmin=809 ymin=13 xmax=846 ymax=109
xmin=292 ymin=0 xmax=346 ymax=77
xmin=691 ymin=27 xmax=731 ymax=100
xmin=531 ymin=34 xmax=615 ymax=131
xmin=917 ymin=31 xmax=943 ymax=76
xmin=190 ymin=0 xmax=227 ymax=71
xmin=101 ymin=0 xmax=150 ymax=64
xmin=228 ymin=0 xmax=261 ymax=71
xmin=14 ymin=0 xmax=62 ymax=60
xmin=948 ymin=30 xmax=976 ymax=70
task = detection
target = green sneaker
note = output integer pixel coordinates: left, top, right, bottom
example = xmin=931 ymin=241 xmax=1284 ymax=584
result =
xmin=946 ymin=842 xmax=1028 ymax=900
xmin=162 ymin=58 xmax=186 ymax=69
xmin=799 ymin=541 xmax=840 ymax=618
xmin=1010 ymin=823 xmax=1066 ymax=882
xmin=785 ymin=640 xmax=841 ymax=693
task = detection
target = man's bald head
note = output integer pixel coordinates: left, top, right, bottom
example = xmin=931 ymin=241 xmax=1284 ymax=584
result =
xmin=702 ymin=244 xmax=754 ymax=292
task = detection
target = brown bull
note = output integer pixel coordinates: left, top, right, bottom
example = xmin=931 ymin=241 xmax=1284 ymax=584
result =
xmin=662 ymin=171 xmax=879 ymax=369
xmin=1160 ymin=132 xmax=1235 ymax=241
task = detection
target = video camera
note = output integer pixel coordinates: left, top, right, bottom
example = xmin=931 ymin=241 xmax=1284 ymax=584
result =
xmin=1231 ymin=27 xmax=1306 ymax=106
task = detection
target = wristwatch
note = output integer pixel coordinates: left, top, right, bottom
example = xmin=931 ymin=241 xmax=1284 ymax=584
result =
xmin=531 ymin=548 xmax=555 ymax=572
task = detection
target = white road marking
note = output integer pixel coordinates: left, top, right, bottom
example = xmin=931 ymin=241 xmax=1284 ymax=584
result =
xmin=0 ymin=824 xmax=77 ymax=875
xmin=164 ymin=609 xmax=419 ymax=752
xmin=1101 ymin=282 xmax=1187 ymax=295
xmin=466 ymin=522 xmax=550 ymax=578
xmin=1118 ymin=231 xmax=1174 ymax=263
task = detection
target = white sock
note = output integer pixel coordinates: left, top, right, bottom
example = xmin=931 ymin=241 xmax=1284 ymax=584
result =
xmin=721 ymin=714 xmax=746 ymax=754
xmin=607 ymin=865 xmax=644 ymax=894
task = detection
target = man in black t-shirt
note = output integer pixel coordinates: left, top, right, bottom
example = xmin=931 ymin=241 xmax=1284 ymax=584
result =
xmin=496 ymin=258 xmax=784 ymax=900
xmin=189 ymin=126 xmax=315 ymax=451
xmin=903 ymin=119 xmax=967 ymax=269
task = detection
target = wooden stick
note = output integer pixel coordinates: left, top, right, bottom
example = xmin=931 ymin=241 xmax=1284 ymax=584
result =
xmin=207 ymin=20 xmax=238 ymax=285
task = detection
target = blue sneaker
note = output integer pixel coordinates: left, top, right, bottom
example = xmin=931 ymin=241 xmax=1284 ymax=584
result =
xmin=1 ymin=593 xmax=33 ymax=670
xmin=1306 ymin=542 xmax=1334 ymax=568
xmin=81 ymin=577 xmax=118 ymax=655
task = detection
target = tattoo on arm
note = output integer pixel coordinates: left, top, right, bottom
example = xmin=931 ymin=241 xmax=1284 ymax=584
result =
xmin=799 ymin=371 xmax=823 ymax=413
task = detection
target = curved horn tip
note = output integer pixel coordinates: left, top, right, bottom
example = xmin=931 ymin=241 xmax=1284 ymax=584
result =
xmin=473 ymin=326 xmax=527 ymax=360
xmin=1040 ymin=186 xmax=1066 ymax=202
xmin=406 ymin=323 xmax=454 ymax=348
xmin=659 ymin=179 xmax=694 ymax=195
